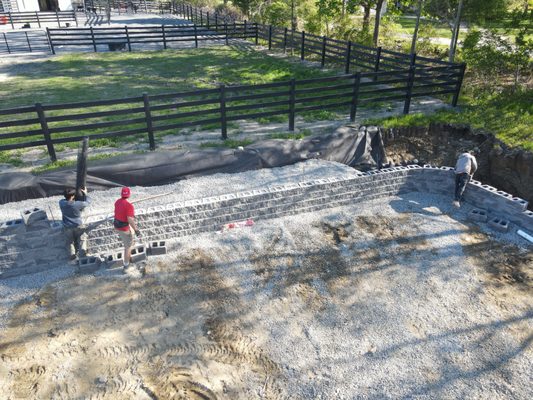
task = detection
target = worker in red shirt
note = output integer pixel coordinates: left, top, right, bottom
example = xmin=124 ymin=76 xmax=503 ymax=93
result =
xmin=114 ymin=187 xmax=140 ymax=270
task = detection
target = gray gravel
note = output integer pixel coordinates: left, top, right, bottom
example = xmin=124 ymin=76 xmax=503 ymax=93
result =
xmin=0 ymin=160 xmax=531 ymax=399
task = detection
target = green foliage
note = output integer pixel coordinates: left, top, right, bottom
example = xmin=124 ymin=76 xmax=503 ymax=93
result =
xmin=270 ymin=129 xmax=314 ymax=139
xmin=261 ymin=0 xmax=291 ymax=27
xmin=0 ymin=151 xmax=24 ymax=167
xmin=364 ymin=89 xmax=533 ymax=151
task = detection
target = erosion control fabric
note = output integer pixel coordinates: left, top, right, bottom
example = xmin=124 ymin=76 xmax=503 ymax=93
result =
xmin=0 ymin=126 xmax=385 ymax=204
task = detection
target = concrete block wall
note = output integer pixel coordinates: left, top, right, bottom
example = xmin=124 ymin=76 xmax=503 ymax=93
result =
xmin=1 ymin=165 xmax=531 ymax=278
xmin=0 ymin=220 xmax=69 ymax=278
xmin=86 ymin=166 xmax=531 ymax=256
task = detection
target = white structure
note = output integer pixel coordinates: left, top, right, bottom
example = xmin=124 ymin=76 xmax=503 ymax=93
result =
xmin=1 ymin=0 xmax=74 ymax=12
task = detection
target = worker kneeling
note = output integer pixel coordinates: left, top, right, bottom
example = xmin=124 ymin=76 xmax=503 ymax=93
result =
xmin=114 ymin=187 xmax=141 ymax=271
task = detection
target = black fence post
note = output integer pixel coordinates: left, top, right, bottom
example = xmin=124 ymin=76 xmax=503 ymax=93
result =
xmin=403 ymin=58 xmax=416 ymax=115
xmin=207 ymin=11 xmax=210 ymax=29
xmin=3 ymin=33 xmax=11 ymax=54
xmin=225 ymin=22 xmax=228 ymax=45
xmin=25 ymin=31 xmax=32 ymax=52
xmin=255 ymin=23 xmax=258 ymax=45
xmin=47 ymin=27 xmax=55 ymax=55
xmin=350 ymin=73 xmax=361 ymax=122
xmin=268 ymin=25 xmax=272 ymax=50
xmin=244 ymin=20 xmax=247 ymax=39
xmin=283 ymin=27 xmax=287 ymax=52
xmin=345 ymin=41 xmax=352 ymax=74
xmin=194 ymin=24 xmax=198 ymax=48
xmin=289 ymin=79 xmax=296 ymax=131
xmin=300 ymin=31 xmax=305 ymax=60
xmin=36 ymin=12 xmax=41 ymax=28
xmin=90 ymin=26 xmax=97 ymax=52
xmin=162 ymin=24 xmax=167 ymax=49
xmin=200 ymin=10 xmax=203 ymax=25
xmin=452 ymin=63 xmax=466 ymax=107
xmin=321 ymin=36 xmax=326 ymax=67
xmin=373 ymin=46 xmax=382 ymax=82
xmin=125 ymin=25 xmax=131 ymax=51
xmin=219 ymin=84 xmax=227 ymax=140
xmin=56 ymin=10 xmax=61 ymax=27
xmin=36 ymin=103 xmax=56 ymax=162
xmin=143 ymin=93 xmax=156 ymax=151
xmin=74 ymin=10 xmax=78 ymax=26
xmin=9 ymin=11 xmax=14 ymax=29
xmin=215 ymin=14 xmax=218 ymax=31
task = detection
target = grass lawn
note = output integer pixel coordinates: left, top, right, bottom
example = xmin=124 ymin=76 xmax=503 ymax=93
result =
xmin=0 ymin=46 xmax=333 ymax=108
xmin=364 ymin=88 xmax=533 ymax=151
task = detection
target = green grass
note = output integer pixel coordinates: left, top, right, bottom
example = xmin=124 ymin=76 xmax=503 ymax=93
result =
xmin=0 ymin=46 xmax=335 ymax=154
xmin=0 ymin=150 xmax=24 ymax=167
xmin=363 ymin=89 xmax=533 ymax=151
xmin=270 ymin=129 xmax=314 ymax=140
xmin=199 ymin=139 xmax=255 ymax=148
xmin=31 ymin=152 xmax=126 ymax=173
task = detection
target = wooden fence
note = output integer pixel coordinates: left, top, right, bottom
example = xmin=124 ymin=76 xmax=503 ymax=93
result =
xmin=0 ymin=67 xmax=465 ymax=161
xmin=85 ymin=0 xmax=173 ymax=14
xmin=176 ymin=2 xmax=457 ymax=73
xmin=0 ymin=11 xmax=78 ymax=29
xmin=47 ymin=22 xmax=257 ymax=53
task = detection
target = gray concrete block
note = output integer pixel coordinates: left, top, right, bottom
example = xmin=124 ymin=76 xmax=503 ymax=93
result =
xmin=1 ymin=218 xmax=24 ymax=232
xmin=21 ymin=207 xmax=47 ymax=226
xmin=78 ymin=256 xmax=101 ymax=274
xmin=149 ymin=241 xmax=167 ymax=256
xmin=468 ymin=208 xmax=488 ymax=222
xmin=488 ymin=217 xmax=510 ymax=232
xmin=103 ymin=251 xmax=123 ymax=268
xmin=131 ymin=244 xmax=148 ymax=263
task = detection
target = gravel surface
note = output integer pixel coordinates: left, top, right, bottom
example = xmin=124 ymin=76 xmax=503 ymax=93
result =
xmin=0 ymin=160 xmax=531 ymax=399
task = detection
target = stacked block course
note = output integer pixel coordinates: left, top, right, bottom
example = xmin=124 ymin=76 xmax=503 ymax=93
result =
xmin=1 ymin=166 xmax=531 ymax=279
xmin=86 ymin=166 xmax=532 ymax=257
xmin=0 ymin=213 xmax=68 ymax=278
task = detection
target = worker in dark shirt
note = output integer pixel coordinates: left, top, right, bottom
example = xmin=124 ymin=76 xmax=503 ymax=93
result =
xmin=59 ymin=187 xmax=90 ymax=260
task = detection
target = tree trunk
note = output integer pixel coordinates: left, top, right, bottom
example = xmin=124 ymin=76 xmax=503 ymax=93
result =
xmin=448 ymin=0 xmax=463 ymax=63
xmin=410 ymin=0 xmax=423 ymax=54
xmin=363 ymin=5 xmax=371 ymax=31
xmin=373 ymin=0 xmax=386 ymax=46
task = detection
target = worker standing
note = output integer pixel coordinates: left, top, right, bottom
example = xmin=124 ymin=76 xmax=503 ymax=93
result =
xmin=454 ymin=149 xmax=479 ymax=207
xmin=59 ymin=187 xmax=90 ymax=260
xmin=114 ymin=187 xmax=140 ymax=271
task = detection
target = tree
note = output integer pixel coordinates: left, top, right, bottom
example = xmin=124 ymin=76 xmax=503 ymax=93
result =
xmin=316 ymin=0 xmax=343 ymax=35
xmin=424 ymin=0 xmax=507 ymax=62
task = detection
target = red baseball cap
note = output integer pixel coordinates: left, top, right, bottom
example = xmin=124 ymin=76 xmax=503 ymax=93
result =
xmin=121 ymin=187 xmax=131 ymax=198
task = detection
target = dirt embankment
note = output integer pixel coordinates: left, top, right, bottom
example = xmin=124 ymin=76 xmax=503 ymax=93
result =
xmin=382 ymin=123 xmax=533 ymax=207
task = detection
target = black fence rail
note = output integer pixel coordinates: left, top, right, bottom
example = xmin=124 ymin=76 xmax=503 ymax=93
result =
xmin=85 ymin=0 xmax=173 ymax=14
xmin=47 ymin=22 xmax=257 ymax=53
xmin=0 ymin=30 xmax=50 ymax=54
xmin=176 ymin=1 xmax=456 ymax=73
xmin=0 ymin=11 xmax=78 ymax=29
xmin=0 ymin=65 xmax=465 ymax=161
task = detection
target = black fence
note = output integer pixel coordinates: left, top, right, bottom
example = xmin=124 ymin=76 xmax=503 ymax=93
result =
xmin=84 ymin=0 xmax=173 ymax=14
xmin=0 ymin=67 xmax=464 ymax=161
xmin=0 ymin=11 xmax=78 ymax=29
xmin=1 ymin=30 xmax=50 ymax=54
xmin=47 ymin=22 xmax=256 ymax=53
xmin=176 ymin=2 xmax=457 ymax=73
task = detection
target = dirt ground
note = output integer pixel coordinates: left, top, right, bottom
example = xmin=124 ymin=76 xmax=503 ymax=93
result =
xmin=0 ymin=196 xmax=532 ymax=399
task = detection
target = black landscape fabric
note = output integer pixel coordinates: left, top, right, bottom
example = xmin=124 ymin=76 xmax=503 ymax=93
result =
xmin=0 ymin=126 xmax=385 ymax=205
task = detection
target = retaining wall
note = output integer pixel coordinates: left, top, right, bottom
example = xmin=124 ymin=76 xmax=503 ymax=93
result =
xmin=0 ymin=166 xmax=531 ymax=278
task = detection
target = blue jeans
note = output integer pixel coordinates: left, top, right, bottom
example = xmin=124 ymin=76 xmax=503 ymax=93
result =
xmin=454 ymin=173 xmax=470 ymax=201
